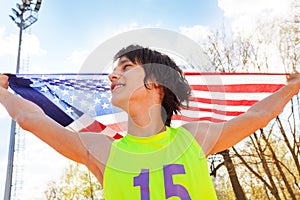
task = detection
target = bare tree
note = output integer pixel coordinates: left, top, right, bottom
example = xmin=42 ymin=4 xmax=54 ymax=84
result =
xmin=44 ymin=162 xmax=104 ymax=200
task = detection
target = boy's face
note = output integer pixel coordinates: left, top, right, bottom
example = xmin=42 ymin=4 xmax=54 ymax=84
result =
xmin=109 ymin=56 xmax=158 ymax=112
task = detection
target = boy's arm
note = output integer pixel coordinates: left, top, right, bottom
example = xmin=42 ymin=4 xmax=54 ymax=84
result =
xmin=0 ymin=75 xmax=110 ymax=167
xmin=184 ymin=72 xmax=300 ymax=156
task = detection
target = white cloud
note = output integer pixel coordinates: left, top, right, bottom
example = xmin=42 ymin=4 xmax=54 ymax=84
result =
xmin=67 ymin=49 xmax=90 ymax=67
xmin=22 ymin=33 xmax=47 ymax=57
xmin=0 ymin=159 xmax=7 ymax=199
xmin=0 ymin=26 xmax=47 ymax=58
xmin=218 ymin=0 xmax=292 ymax=18
xmin=0 ymin=26 xmax=19 ymax=57
xmin=217 ymin=0 xmax=293 ymax=34
xmin=179 ymin=25 xmax=211 ymax=44
xmin=0 ymin=104 xmax=8 ymax=119
xmin=216 ymin=0 xmax=296 ymax=72
xmin=113 ymin=22 xmax=144 ymax=35
xmin=0 ymin=26 xmax=48 ymax=74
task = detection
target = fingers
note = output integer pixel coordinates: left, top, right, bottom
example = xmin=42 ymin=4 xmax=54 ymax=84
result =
xmin=0 ymin=74 xmax=9 ymax=89
xmin=286 ymin=69 xmax=300 ymax=94
xmin=289 ymin=68 xmax=299 ymax=75
xmin=287 ymin=69 xmax=300 ymax=78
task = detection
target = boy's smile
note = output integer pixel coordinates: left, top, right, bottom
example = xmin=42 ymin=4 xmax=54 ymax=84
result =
xmin=110 ymin=82 xmax=125 ymax=92
xmin=109 ymin=56 xmax=150 ymax=111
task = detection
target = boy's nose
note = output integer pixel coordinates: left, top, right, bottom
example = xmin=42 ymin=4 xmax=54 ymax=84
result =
xmin=108 ymin=71 xmax=122 ymax=82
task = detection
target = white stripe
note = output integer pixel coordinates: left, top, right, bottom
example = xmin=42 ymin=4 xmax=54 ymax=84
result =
xmin=186 ymin=74 xmax=286 ymax=85
xmin=184 ymin=101 xmax=250 ymax=112
xmin=95 ymin=112 xmax=128 ymax=125
xmin=171 ymin=119 xmax=219 ymax=127
xmin=179 ymin=109 xmax=234 ymax=121
xmin=191 ymin=90 xmax=273 ymax=101
xmin=68 ymin=114 xmax=94 ymax=131
xmin=101 ymin=127 xmax=122 ymax=137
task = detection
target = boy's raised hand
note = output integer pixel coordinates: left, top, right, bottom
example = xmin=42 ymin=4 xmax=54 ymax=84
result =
xmin=0 ymin=74 xmax=9 ymax=89
xmin=286 ymin=70 xmax=300 ymax=95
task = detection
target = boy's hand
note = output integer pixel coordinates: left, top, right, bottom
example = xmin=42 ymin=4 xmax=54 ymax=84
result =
xmin=286 ymin=70 xmax=300 ymax=96
xmin=0 ymin=74 xmax=9 ymax=89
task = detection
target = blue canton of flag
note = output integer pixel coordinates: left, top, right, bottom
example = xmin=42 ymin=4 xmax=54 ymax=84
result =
xmin=8 ymin=74 xmax=126 ymax=138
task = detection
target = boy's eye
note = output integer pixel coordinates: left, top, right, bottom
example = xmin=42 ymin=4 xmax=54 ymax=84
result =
xmin=123 ymin=64 xmax=131 ymax=70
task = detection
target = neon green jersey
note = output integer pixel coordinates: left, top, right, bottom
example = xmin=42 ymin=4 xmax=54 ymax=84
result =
xmin=104 ymin=126 xmax=217 ymax=200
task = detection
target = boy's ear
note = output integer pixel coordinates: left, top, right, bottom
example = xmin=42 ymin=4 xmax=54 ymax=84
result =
xmin=153 ymin=82 xmax=161 ymax=88
xmin=145 ymin=77 xmax=163 ymax=95
xmin=146 ymin=81 xmax=164 ymax=101
xmin=146 ymin=81 xmax=161 ymax=89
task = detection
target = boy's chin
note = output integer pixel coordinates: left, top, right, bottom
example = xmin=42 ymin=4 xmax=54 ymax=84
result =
xmin=111 ymin=98 xmax=125 ymax=110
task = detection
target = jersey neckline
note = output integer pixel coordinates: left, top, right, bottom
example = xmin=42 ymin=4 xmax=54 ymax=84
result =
xmin=125 ymin=126 xmax=172 ymax=143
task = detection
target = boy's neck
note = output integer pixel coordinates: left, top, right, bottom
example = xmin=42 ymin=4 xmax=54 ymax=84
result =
xmin=127 ymin=105 xmax=166 ymax=137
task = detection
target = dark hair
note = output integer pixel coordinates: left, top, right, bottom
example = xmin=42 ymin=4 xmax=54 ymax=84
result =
xmin=114 ymin=45 xmax=191 ymax=126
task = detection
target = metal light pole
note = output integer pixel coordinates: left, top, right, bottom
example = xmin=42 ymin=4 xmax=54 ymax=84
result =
xmin=4 ymin=1 xmax=42 ymax=199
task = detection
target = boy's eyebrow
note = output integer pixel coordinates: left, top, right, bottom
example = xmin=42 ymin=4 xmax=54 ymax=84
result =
xmin=112 ymin=58 xmax=132 ymax=71
xmin=119 ymin=58 xmax=131 ymax=65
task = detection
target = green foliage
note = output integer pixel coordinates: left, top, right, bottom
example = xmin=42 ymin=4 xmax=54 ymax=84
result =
xmin=45 ymin=162 xmax=104 ymax=200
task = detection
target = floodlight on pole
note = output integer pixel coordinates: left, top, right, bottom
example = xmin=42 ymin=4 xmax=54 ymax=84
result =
xmin=4 ymin=1 xmax=42 ymax=200
xmin=35 ymin=0 xmax=42 ymax=11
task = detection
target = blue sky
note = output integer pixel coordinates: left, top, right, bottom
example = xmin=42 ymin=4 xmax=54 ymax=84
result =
xmin=0 ymin=0 xmax=293 ymax=199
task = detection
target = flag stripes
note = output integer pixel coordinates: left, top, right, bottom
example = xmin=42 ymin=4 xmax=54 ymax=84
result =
xmin=7 ymin=73 xmax=288 ymax=137
xmin=173 ymin=72 xmax=287 ymax=125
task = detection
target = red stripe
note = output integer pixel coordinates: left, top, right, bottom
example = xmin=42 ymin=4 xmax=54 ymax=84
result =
xmin=172 ymin=115 xmax=226 ymax=123
xmin=107 ymin=121 xmax=128 ymax=132
xmin=77 ymin=120 xmax=124 ymax=139
xmin=182 ymin=106 xmax=245 ymax=116
xmin=79 ymin=120 xmax=106 ymax=132
xmin=189 ymin=97 xmax=259 ymax=106
xmin=190 ymin=84 xmax=284 ymax=93
xmin=113 ymin=133 xmax=124 ymax=139
xmin=184 ymin=72 xmax=288 ymax=76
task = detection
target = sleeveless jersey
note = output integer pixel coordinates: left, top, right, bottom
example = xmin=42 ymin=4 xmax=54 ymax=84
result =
xmin=103 ymin=126 xmax=217 ymax=200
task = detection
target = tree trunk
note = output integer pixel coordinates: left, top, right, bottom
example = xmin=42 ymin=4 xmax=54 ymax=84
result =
xmin=261 ymin=130 xmax=297 ymax=200
xmin=276 ymin=116 xmax=300 ymax=176
xmin=252 ymin=132 xmax=281 ymax=200
xmin=220 ymin=149 xmax=247 ymax=200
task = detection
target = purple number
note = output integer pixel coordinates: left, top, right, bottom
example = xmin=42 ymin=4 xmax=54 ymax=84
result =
xmin=134 ymin=169 xmax=150 ymax=200
xmin=163 ymin=164 xmax=191 ymax=200
xmin=134 ymin=164 xmax=191 ymax=200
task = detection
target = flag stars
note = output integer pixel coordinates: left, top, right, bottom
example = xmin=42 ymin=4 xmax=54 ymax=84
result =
xmin=80 ymin=99 xmax=88 ymax=107
xmin=52 ymin=85 xmax=60 ymax=91
xmin=77 ymin=90 xmax=84 ymax=95
xmin=41 ymin=86 xmax=49 ymax=93
xmin=65 ymin=107 xmax=74 ymax=115
xmin=94 ymin=98 xmax=101 ymax=104
xmin=102 ymin=102 xmax=109 ymax=109
xmin=72 ymin=95 xmax=78 ymax=101
xmin=86 ymin=80 xmax=94 ymax=85
xmin=53 ymin=79 xmax=61 ymax=83
xmin=88 ymin=105 xmax=94 ymax=112
xmin=100 ymin=93 xmax=107 ymax=98
xmin=53 ymin=96 xmax=60 ymax=104
xmin=31 ymin=79 xmax=40 ymax=85
xmin=58 ymin=75 xmax=66 ymax=80
xmin=62 ymin=90 xmax=69 ymax=96
xmin=96 ymin=81 xmax=103 ymax=86
xmin=86 ymin=93 xmax=93 ymax=99
xmin=66 ymin=86 xmax=74 ymax=90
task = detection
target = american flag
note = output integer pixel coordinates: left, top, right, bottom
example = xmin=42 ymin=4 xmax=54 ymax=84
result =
xmin=7 ymin=73 xmax=288 ymax=139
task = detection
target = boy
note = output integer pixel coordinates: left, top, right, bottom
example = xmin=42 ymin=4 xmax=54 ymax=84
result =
xmin=0 ymin=45 xmax=299 ymax=199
